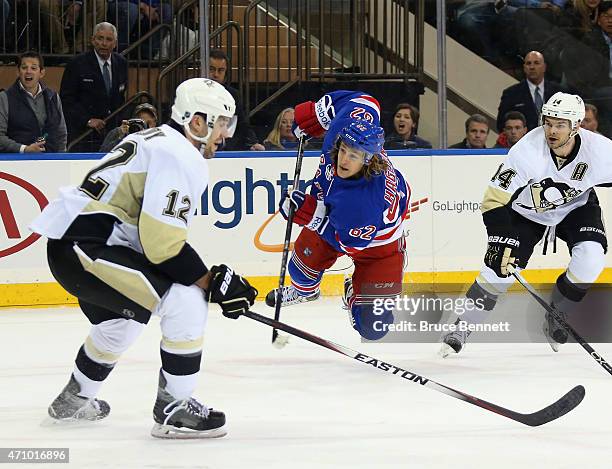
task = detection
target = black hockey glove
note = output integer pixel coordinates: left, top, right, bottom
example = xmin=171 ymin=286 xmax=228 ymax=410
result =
xmin=206 ymin=265 xmax=258 ymax=319
xmin=483 ymin=234 xmax=520 ymax=278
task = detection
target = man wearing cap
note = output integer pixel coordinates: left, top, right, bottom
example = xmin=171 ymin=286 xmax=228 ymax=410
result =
xmin=99 ymin=102 xmax=158 ymax=152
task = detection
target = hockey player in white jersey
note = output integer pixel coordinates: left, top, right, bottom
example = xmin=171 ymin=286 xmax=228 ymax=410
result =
xmin=30 ymin=78 xmax=257 ymax=438
xmin=440 ymin=92 xmax=612 ymax=356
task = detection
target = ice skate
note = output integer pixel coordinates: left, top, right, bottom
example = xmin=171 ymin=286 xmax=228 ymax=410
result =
xmin=543 ymin=310 xmax=568 ymax=353
xmin=343 ymin=276 xmax=357 ymax=329
xmin=151 ymin=371 xmax=227 ymax=439
xmin=47 ymin=374 xmax=110 ymax=422
xmin=342 ymin=275 xmax=353 ymax=310
xmin=439 ymin=320 xmax=471 ymax=358
xmin=265 ymin=285 xmax=320 ymax=308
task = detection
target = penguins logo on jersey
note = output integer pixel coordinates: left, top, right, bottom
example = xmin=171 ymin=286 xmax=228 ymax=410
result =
xmin=519 ymin=177 xmax=582 ymax=213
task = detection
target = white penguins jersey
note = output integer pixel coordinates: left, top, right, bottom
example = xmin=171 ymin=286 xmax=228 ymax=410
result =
xmin=483 ymin=127 xmax=612 ymax=226
xmin=30 ymin=124 xmax=208 ymax=265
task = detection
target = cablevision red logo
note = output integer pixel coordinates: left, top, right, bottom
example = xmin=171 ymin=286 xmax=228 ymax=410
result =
xmin=0 ymin=172 xmax=48 ymax=258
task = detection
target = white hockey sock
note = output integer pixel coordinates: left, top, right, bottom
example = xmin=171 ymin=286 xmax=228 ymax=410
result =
xmin=73 ymin=366 xmax=104 ymax=399
xmin=567 ymin=241 xmax=605 ymax=284
xmin=161 ymin=369 xmax=198 ymax=401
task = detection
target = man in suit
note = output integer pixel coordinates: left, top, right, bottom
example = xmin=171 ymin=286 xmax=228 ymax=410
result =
xmin=61 ymin=22 xmax=128 ymax=152
xmin=496 ymin=51 xmax=565 ymax=132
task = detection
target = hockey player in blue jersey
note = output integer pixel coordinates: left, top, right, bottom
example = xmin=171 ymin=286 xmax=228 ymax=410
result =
xmin=266 ymin=91 xmax=411 ymax=340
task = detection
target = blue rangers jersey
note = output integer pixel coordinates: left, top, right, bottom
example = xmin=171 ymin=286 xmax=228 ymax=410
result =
xmin=307 ymin=91 xmax=411 ymax=254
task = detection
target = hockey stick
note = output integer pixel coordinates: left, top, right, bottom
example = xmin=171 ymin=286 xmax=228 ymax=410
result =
xmin=245 ymin=309 xmax=585 ymax=426
xmin=512 ymin=271 xmax=612 ymax=376
xmin=272 ymin=135 xmax=306 ymax=347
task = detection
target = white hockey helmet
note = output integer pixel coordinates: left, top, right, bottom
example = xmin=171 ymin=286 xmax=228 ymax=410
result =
xmin=540 ymin=92 xmax=585 ymax=131
xmin=171 ymin=78 xmax=237 ymax=144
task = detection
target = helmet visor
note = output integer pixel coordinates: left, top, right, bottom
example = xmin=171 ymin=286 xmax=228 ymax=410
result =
xmin=214 ymin=115 xmax=237 ymax=139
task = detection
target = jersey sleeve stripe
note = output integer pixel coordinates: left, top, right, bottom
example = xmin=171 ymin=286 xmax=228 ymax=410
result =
xmin=349 ymin=96 xmax=381 ymax=119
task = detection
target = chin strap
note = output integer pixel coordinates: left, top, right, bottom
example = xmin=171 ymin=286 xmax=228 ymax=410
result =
xmin=568 ymin=126 xmax=580 ymax=139
xmin=184 ymin=122 xmax=209 ymax=145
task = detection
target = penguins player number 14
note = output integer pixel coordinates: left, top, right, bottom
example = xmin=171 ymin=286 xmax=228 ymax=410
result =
xmin=490 ymin=164 xmax=517 ymax=190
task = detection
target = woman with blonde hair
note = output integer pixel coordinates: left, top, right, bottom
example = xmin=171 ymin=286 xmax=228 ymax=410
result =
xmin=264 ymin=107 xmax=298 ymax=150
xmin=560 ymin=0 xmax=601 ymax=38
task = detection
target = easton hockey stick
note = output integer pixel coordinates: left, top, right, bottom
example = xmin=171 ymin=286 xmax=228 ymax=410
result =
xmin=272 ymin=135 xmax=306 ymax=346
xmin=512 ymin=271 xmax=612 ymax=376
xmin=245 ymin=309 xmax=585 ymax=426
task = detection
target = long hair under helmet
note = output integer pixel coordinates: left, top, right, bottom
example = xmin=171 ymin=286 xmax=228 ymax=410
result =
xmin=337 ymin=120 xmax=385 ymax=165
xmin=171 ymin=78 xmax=237 ymax=144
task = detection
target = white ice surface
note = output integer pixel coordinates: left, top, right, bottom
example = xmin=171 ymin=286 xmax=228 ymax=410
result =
xmin=1 ymin=298 xmax=611 ymax=469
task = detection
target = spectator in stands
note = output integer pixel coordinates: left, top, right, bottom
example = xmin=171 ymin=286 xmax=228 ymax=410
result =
xmin=495 ymin=111 xmax=528 ymax=148
xmin=559 ymin=0 xmax=601 ymax=39
xmin=60 ymin=22 xmax=128 ymax=152
xmin=0 ymin=1 xmax=104 ymax=54
xmin=450 ymin=114 xmax=490 ymax=149
xmin=99 ymin=102 xmax=157 ymax=152
xmin=63 ymin=0 xmax=108 ymax=52
xmin=107 ymin=0 xmax=172 ymax=58
xmin=562 ymin=2 xmax=612 ymax=134
xmin=452 ymin=0 xmax=525 ymax=65
xmin=384 ymin=103 xmax=432 ymax=149
xmin=496 ymin=51 xmax=565 ymax=132
xmin=38 ymin=1 xmax=69 ymax=54
xmin=209 ymin=48 xmax=264 ymax=151
xmin=263 ymin=108 xmax=298 ymax=150
xmin=0 ymin=51 xmax=67 ymax=153
xmin=583 ymin=103 xmax=601 ymax=131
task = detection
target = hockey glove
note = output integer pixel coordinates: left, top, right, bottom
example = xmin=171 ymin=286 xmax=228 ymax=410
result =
xmin=279 ymin=190 xmax=330 ymax=234
xmin=293 ymin=101 xmax=326 ymax=139
xmin=483 ymin=234 xmax=520 ymax=278
xmin=279 ymin=190 xmax=316 ymax=225
xmin=207 ymin=264 xmax=258 ymax=319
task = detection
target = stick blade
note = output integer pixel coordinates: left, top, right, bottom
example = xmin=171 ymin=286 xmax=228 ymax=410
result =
xmin=272 ymin=333 xmax=290 ymax=349
xmin=518 ymin=385 xmax=585 ymax=427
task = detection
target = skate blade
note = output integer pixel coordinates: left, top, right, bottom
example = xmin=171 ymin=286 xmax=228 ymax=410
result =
xmin=438 ymin=343 xmax=457 ymax=358
xmin=151 ymin=423 xmax=228 ymax=439
xmin=40 ymin=416 xmax=103 ymax=428
xmin=545 ymin=338 xmax=560 ymax=353
xmin=272 ymin=333 xmax=290 ymax=349
xmin=543 ymin=324 xmax=561 ymax=353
